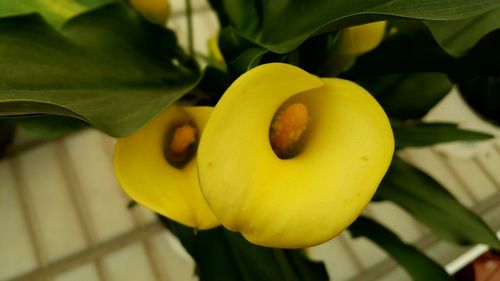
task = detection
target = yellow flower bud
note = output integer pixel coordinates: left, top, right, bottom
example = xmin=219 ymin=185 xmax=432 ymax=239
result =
xmin=114 ymin=106 xmax=219 ymax=230
xmin=197 ymin=63 xmax=394 ymax=248
xmin=130 ymin=0 xmax=171 ymax=25
xmin=335 ymin=21 xmax=387 ymax=56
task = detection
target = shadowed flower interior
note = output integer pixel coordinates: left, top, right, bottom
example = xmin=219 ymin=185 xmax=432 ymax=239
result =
xmin=114 ymin=106 xmax=219 ymax=230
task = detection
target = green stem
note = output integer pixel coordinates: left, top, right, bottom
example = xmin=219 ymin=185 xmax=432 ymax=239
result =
xmin=185 ymin=0 xmax=194 ymax=57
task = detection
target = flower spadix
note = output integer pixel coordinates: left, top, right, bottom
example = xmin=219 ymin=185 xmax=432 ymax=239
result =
xmin=114 ymin=106 xmax=218 ymax=229
xmin=197 ymin=63 xmax=394 ymax=248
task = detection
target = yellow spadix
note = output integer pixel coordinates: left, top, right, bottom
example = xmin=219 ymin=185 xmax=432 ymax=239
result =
xmin=197 ymin=63 xmax=394 ymax=248
xmin=114 ymin=106 xmax=219 ymax=230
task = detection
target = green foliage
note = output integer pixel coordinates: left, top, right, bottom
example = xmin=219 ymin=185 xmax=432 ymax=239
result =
xmin=162 ymin=218 xmax=329 ymax=281
xmin=377 ymin=157 xmax=500 ymax=249
xmin=349 ymin=216 xmax=452 ymax=281
xmin=426 ymin=7 xmax=500 ymax=57
xmin=392 ymin=121 xmax=493 ymax=148
xmin=0 ymin=120 xmax=16 ymax=156
xmin=209 ymin=0 xmax=500 ymax=53
xmin=459 ymin=76 xmax=500 ymax=125
xmin=0 ymin=3 xmax=200 ymax=137
xmin=17 ymin=115 xmax=88 ymax=140
xmin=0 ymin=0 xmax=114 ymax=27
xmin=358 ymin=73 xmax=452 ymax=120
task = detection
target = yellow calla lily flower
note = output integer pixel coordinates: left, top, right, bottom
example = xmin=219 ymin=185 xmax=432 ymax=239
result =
xmin=336 ymin=21 xmax=387 ymax=56
xmin=114 ymin=106 xmax=219 ymax=229
xmin=197 ymin=63 xmax=394 ymax=248
xmin=130 ymin=0 xmax=171 ymax=25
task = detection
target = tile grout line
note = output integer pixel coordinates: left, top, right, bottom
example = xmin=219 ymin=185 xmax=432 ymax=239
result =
xmin=429 ymin=147 xmax=479 ymax=204
xmin=472 ymin=156 xmax=500 ymax=190
xmin=7 ymin=222 xmax=165 ymax=281
xmin=338 ymin=234 xmax=366 ymax=272
xmin=55 ymin=140 xmax=110 ymax=281
xmin=98 ymin=134 xmax=169 ymax=281
xmin=9 ymin=157 xmax=48 ymax=281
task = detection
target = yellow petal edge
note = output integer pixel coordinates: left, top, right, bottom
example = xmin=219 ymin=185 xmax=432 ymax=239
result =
xmin=114 ymin=106 xmax=219 ymax=230
xmin=198 ymin=63 xmax=394 ymax=248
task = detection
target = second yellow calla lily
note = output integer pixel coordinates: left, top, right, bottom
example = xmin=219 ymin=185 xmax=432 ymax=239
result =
xmin=197 ymin=63 xmax=394 ymax=248
xmin=130 ymin=0 xmax=171 ymax=25
xmin=335 ymin=21 xmax=387 ymax=56
xmin=114 ymin=106 xmax=219 ymax=230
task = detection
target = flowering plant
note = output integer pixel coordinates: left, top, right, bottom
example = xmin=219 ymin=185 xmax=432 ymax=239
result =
xmin=1 ymin=0 xmax=500 ymax=280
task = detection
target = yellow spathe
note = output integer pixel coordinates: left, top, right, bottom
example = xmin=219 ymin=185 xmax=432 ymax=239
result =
xmin=335 ymin=21 xmax=387 ymax=56
xmin=197 ymin=63 xmax=394 ymax=248
xmin=130 ymin=0 xmax=170 ymax=25
xmin=114 ymin=106 xmax=219 ymax=229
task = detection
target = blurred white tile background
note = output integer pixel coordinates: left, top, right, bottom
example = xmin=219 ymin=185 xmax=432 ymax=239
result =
xmin=1 ymin=1 xmax=500 ymax=280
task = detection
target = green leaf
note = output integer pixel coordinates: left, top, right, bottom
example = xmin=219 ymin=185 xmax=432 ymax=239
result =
xmin=392 ymin=121 xmax=493 ymax=148
xmin=358 ymin=73 xmax=452 ymax=120
xmin=210 ymin=0 xmax=500 ymax=53
xmin=459 ymin=76 xmax=500 ymax=126
xmin=376 ymin=157 xmax=500 ymax=249
xmin=219 ymin=27 xmax=269 ymax=76
xmin=0 ymin=0 xmax=115 ymax=27
xmin=162 ymin=218 xmax=328 ymax=281
xmin=343 ymin=20 xmax=500 ymax=81
xmin=426 ymin=7 xmax=500 ymax=57
xmin=0 ymin=120 xmax=16 ymax=157
xmin=0 ymin=3 xmax=200 ymax=137
xmin=17 ymin=115 xmax=88 ymax=140
xmin=349 ymin=216 xmax=452 ymax=281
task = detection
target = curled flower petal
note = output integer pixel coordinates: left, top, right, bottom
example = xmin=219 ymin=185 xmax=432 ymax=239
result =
xmin=197 ymin=63 xmax=394 ymax=248
xmin=114 ymin=106 xmax=219 ymax=230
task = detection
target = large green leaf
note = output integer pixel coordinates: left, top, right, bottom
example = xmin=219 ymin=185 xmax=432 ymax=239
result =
xmin=0 ymin=3 xmax=200 ymax=137
xmin=16 ymin=115 xmax=88 ymax=140
xmin=0 ymin=0 xmax=114 ymax=27
xmin=358 ymin=73 xmax=452 ymax=120
xmin=209 ymin=0 xmax=500 ymax=53
xmin=162 ymin=218 xmax=328 ymax=281
xmin=349 ymin=216 xmax=452 ymax=281
xmin=392 ymin=121 xmax=493 ymax=148
xmin=426 ymin=7 xmax=500 ymax=57
xmin=376 ymin=157 xmax=500 ymax=248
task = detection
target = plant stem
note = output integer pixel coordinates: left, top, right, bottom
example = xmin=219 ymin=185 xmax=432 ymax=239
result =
xmin=185 ymin=0 xmax=194 ymax=57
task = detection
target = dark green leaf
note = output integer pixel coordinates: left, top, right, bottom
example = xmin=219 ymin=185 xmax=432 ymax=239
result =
xmin=358 ymin=73 xmax=452 ymax=120
xmin=17 ymin=115 xmax=88 ymax=140
xmin=0 ymin=3 xmax=200 ymax=137
xmin=211 ymin=0 xmax=500 ymax=53
xmin=349 ymin=216 xmax=452 ymax=281
xmin=459 ymin=76 xmax=500 ymax=126
xmin=219 ymin=27 xmax=269 ymax=76
xmin=161 ymin=217 xmax=328 ymax=281
xmin=426 ymin=7 xmax=500 ymax=57
xmin=392 ymin=121 xmax=493 ymax=148
xmin=0 ymin=120 xmax=16 ymax=157
xmin=0 ymin=0 xmax=115 ymax=27
xmin=343 ymin=20 xmax=500 ymax=80
xmin=377 ymin=157 xmax=500 ymax=248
